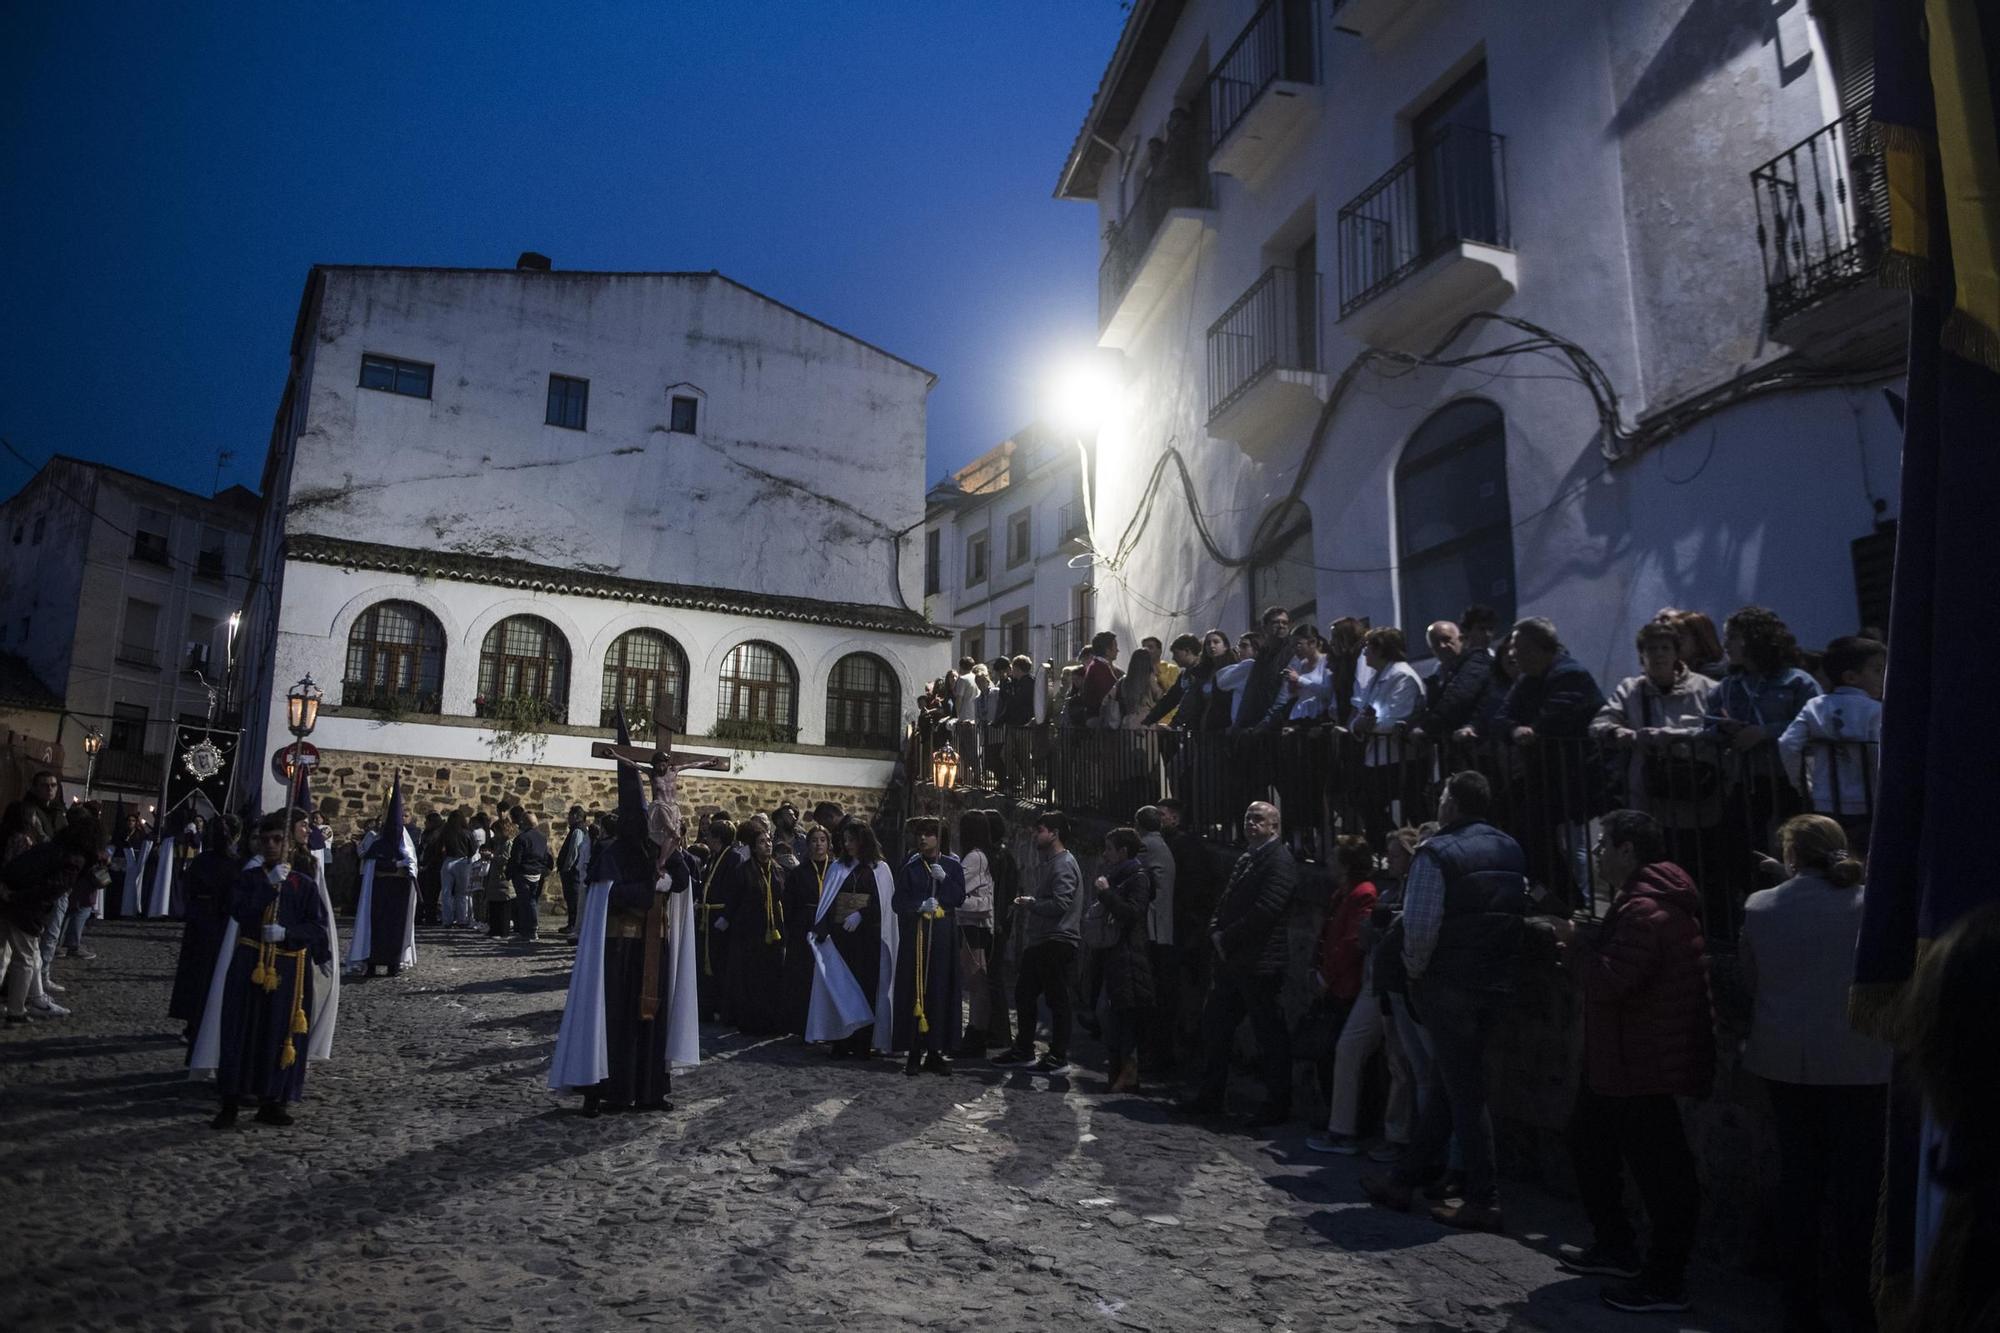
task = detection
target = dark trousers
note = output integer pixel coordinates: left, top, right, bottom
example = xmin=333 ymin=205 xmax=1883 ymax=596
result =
xmin=486 ymin=899 xmax=512 ymax=936
xmin=560 ymin=872 xmax=580 ymax=929
xmin=1196 ymin=969 xmax=1291 ymax=1112
xmin=1012 ymin=938 xmax=1077 ymax=1061
xmin=1766 ymin=1080 xmax=1884 ymax=1328
xmin=1395 ymin=979 xmax=1500 ymax=1205
xmin=1142 ymin=942 xmax=1181 ymax=1073
xmin=513 ymin=876 xmax=540 ymax=938
xmin=1567 ymin=1085 xmax=1701 ymax=1290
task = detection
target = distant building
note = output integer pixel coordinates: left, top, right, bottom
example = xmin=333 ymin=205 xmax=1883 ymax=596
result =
xmin=237 ymin=260 xmax=948 ymax=825
xmin=922 ymin=423 xmax=1096 ymax=708
xmin=0 ymin=457 xmax=258 ymax=797
xmin=1054 ymin=0 xmax=1900 ymax=676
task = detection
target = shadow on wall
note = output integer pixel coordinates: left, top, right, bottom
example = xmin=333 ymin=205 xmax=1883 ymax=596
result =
xmin=1607 ymin=0 xmax=1800 ymax=139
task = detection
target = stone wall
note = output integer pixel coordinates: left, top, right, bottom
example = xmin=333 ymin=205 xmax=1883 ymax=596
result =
xmin=309 ymin=747 xmax=886 ymax=833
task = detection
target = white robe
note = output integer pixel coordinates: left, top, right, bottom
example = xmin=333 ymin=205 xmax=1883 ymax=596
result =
xmin=344 ymin=829 xmax=420 ymax=972
xmin=119 ymin=839 xmax=150 ymax=916
xmin=191 ymin=854 xmax=342 ymax=1074
xmin=144 ymin=836 xmax=176 ymax=917
xmin=547 ymin=874 xmax=699 ymax=1095
xmin=801 ymin=859 xmax=900 ymax=1051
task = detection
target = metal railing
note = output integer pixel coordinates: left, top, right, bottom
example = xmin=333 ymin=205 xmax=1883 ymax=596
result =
xmin=1208 ymin=265 xmax=1320 ymax=421
xmin=1049 ymin=616 xmax=1091 ymax=669
xmin=1337 ymin=124 xmax=1510 ymax=317
xmin=1752 ymin=107 xmax=1887 ymax=324
xmin=116 ymin=645 xmax=160 ymax=669
xmin=1059 ymin=502 xmax=1088 ymax=542
xmin=94 ymin=749 xmax=165 ymax=791
xmin=1100 ymin=120 xmax=1211 ymax=327
xmin=1205 ymin=0 xmax=1315 ymax=151
xmin=923 ymin=723 xmax=1878 ymax=942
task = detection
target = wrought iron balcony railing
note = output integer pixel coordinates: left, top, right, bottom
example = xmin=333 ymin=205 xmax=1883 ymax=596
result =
xmin=1337 ymin=124 xmax=1510 ymax=317
xmin=1205 ymin=0 xmax=1316 ymax=151
xmin=1208 ymin=265 xmax=1321 ymax=421
xmin=1099 ymin=127 xmax=1211 ymax=327
xmin=1751 ymin=107 xmax=1887 ymax=325
xmin=94 ymin=749 xmax=164 ymax=791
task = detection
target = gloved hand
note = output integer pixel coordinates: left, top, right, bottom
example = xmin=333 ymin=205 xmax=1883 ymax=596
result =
xmin=927 ymin=862 xmax=946 ymax=883
xmin=654 ymin=875 xmax=674 ymax=895
xmin=842 ymin=911 xmax=862 ymax=933
xmin=714 ymin=917 xmax=729 ymax=932
xmin=261 ymin=923 xmax=287 ymax=943
xmin=920 ymin=897 xmax=940 ymax=915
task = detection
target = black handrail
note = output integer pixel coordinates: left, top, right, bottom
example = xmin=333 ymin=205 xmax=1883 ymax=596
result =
xmin=1099 ymin=114 xmax=1211 ymax=326
xmin=1337 ymin=124 xmax=1510 ymax=317
xmin=1208 ymin=265 xmax=1320 ymax=421
xmin=1751 ymin=106 xmax=1887 ymax=324
xmin=1205 ymin=0 xmax=1315 ymax=151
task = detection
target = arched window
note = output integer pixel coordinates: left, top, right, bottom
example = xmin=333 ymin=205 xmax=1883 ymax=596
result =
xmin=826 ymin=653 xmax=900 ymax=750
xmin=601 ymin=629 xmax=688 ymax=730
xmin=476 ymin=615 xmax=571 ymax=723
xmin=1395 ymin=400 xmax=1515 ymax=653
xmin=1248 ymin=500 xmax=1317 ymax=623
xmin=716 ymin=641 xmax=797 ymax=741
xmin=343 ymin=600 xmax=445 ymax=713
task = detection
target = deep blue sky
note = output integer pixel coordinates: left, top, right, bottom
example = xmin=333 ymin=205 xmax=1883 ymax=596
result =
xmin=0 ymin=2 xmax=1126 ymax=498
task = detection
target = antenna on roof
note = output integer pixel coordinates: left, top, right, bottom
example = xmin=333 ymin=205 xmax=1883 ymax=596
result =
xmin=212 ymin=448 xmax=234 ymax=496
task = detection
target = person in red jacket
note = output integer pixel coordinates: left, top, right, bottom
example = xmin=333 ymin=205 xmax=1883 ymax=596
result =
xmin=1551 ymin=808 xmax=1713 ymax=1316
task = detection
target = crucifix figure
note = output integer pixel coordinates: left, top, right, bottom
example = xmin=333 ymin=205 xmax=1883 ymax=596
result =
xmin=589 ymin=714 xmax=728 ymax=870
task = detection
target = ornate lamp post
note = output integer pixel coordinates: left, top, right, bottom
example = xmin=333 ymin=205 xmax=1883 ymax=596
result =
xmin=931 ymin=740 xmax=959 ymax=818
xmin=284 ymin=676 xmax=322 ymax=857
xmin=81 ymin=728 xmax=104 ymax=801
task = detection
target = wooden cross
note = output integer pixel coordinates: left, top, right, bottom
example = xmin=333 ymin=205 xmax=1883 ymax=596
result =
xmin=589 ymin=719 xmax=730 ymax=782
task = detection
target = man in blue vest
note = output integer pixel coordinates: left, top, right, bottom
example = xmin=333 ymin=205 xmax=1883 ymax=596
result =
xmin=1362 ymin=769 xmax=1528 ymax=1232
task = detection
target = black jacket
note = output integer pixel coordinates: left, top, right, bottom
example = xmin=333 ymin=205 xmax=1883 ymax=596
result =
xmin=997 ymin=674 xmax=1037 ymax=726
xmin=509 ymin=827 xmax=552 ymax=878
xmin=1208 ymin=839 xmax=1300 ymax=977
xmin=1425 ymin=647 xmax=1498 ymax=734
xmin=1095 ymin=857 xmax=1157 ymax=1011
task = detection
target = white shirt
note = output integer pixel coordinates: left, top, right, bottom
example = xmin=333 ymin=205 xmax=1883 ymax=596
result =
xmin=1778 ymin=687 xmax=1881 ymax=815
xmin=1352 ymin=659 xmax=1426 ymax=766
xmin=959 ymin=848 xmax=994 ymax=925
xmin=1274 ymin=654 xmax=1331 ymax=721
xmin=1213 ymin=658 xmax=1256 ymax=726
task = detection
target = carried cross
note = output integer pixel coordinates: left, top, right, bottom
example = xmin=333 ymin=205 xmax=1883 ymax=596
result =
xmin=591 ymin=718 xmax=729 ymax=805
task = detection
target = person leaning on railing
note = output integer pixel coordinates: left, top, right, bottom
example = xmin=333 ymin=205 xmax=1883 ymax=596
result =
xmin=1704 ymin=606 xmax=1821 ymax=903
xmin=1498 ymin=618 xmax=1607 ymax=908
xmin=1776 ymin=635 xmax=1885 ymax=856
xmin=1590 ymin=621 xmax=1722 ymax=885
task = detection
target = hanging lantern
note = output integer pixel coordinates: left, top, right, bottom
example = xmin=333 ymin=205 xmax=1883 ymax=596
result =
xmin=285 ymin=675 xmax=324 ymax=738
xmin=932 ymin=741 xmax=959 ymax=791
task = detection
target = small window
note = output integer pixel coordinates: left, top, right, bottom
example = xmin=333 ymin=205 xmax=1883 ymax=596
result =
xmin=546 ymin=374 xmax=589 ymax=430
xmin=923 ymin=530 xmax=941 ymax=596
xmin=109 ymin=702 xmax=148 ymax=753
xmin=120 ymin=598 xmax=161 ymax=668
xmin=360 ymin=353 xmax=433 ymax=399
xmin=185 ymin=614 xmax=218 ymax=673
xmin=962 ymin=630 xmax=985 ymax=664
xmin=1001 ymin=607 xmax=1030 ymax=658
xmin=1006 ymin=509 xmax=1032 ymax=568
xmin=196 ymin=526 xmax=227 ymax=581
xmin=31 ymin=515 xmax=44 ymax=544
xmin=132 ymin=508 xmax=171 ymax=566
xmin=670 ymin=395 xmax=700 ymax=434
xmin=965 ymin=533 xmax=988 ymax=587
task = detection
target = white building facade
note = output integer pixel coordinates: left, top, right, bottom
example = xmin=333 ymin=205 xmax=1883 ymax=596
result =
xmin=239 ymin=262 xmax=949 ymax=822
xmin=1056 ymin=0 xmax=1901 ymax=681
xmin=0 ymin=457 xmax=256 ymax=798
xmin=922 ymin=423 xmax=1097 ymax=703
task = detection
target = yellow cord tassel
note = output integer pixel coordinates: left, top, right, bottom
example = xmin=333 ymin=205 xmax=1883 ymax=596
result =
xmin=762 ymin=865 xmax=783 ymax=945
xmin=911 ymin=900 xmax=945 ymax=1035
xmin=254 ymin=902 xmax=280 ymax=991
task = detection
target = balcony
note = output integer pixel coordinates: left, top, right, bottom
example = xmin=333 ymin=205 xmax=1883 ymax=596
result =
xmin=1205 ymin=0 xmax=1318 ymax=186
xmin=1099 ymin=132 xmax=1212 ymax=349
xmin=115 ymin=644 xmax=160 ymax=670
xmin=1207 ymin=265 xmax=1327 ymax=452
xmin=130 ymin=532 xmax=171 ymax=567
xmin=94 ymin=749 xmax=164 ymax=792
xmin=1752 ymin=107 xmax=1903 ymax=363
xmin=1336 ymin=125 xmax=1515 ymax=349
xmin=195 ymin=550 xmax=227 ymax=582
xmin=1049 ymin=615 xmax=1091 ymax=668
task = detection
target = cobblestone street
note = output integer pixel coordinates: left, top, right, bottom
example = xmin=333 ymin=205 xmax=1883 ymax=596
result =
xmin=1 ymin=920 xmax=1776 ymax=1332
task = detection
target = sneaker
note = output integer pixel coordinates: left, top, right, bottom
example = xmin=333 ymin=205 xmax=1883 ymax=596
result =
xmin=43 ymin=980 xmax=67 ymax=994
xmin=990 ymin=1049 xmax=1034 ymax=1066
xmin=1307 ymin=1132 xmax=1364 ymax=1155
xmin=1030 ymin=1054 xmax=1069 ymax=1075
xmin=65 ymin=948 xmax=97 ymax=960
xmin=1559 ymin=1244 xmax=1642 ymax=1279
xmin=1366 ymin=1142 xmax=1408 ymax=1164
xmin=1599 ymin=1281 xmax=1689 ymax=1314
xmin=1424 ymin=1170 xmax=1466 ymax=1202
xmin=26 ymin=998 xmax=69 ymax=1017
xmin=1359 ymin=1173 xmax=1415 ymax=1212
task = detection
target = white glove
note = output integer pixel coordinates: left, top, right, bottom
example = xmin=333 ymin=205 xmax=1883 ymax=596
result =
xmin=713 ymin=916 xmax=729 ymax=932
xmin=261 ymin=923 xmax=287 ymax=943
xmin=927 ymin=862 xmax=946 ymax=883
xmin=921 ymin=897 xmax=940 ymax=915
xmin=654 ymin=876 xmax=674 ymax=895
xmin=841 ymin=911 xmax=862 ymax=933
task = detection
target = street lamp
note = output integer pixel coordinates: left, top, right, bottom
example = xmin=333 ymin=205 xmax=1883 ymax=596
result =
xmin=931 ymin=741 xmax=959 ymax=793
xmin=284 ymin=676 xmax=322 ymax=862
xmin=82 ymin=728 xmax=104 ymax=801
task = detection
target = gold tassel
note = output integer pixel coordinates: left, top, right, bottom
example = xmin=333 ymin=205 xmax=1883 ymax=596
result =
xmin=1941 ymin=308 xmax=2000 ymax=375
xmin=763 ymin=865 xmax=782 ymax=945
xmin=913 ymin=916 xmax=929 ymax=1035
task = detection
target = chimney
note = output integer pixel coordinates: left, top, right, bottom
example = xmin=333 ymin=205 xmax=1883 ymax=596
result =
xmin=516 ymin=251 xmax=553 ymax=271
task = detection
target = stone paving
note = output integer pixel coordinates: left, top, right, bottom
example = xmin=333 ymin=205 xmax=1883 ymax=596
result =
xmin=0 ymin=919 xmax=1779 ymax=1332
